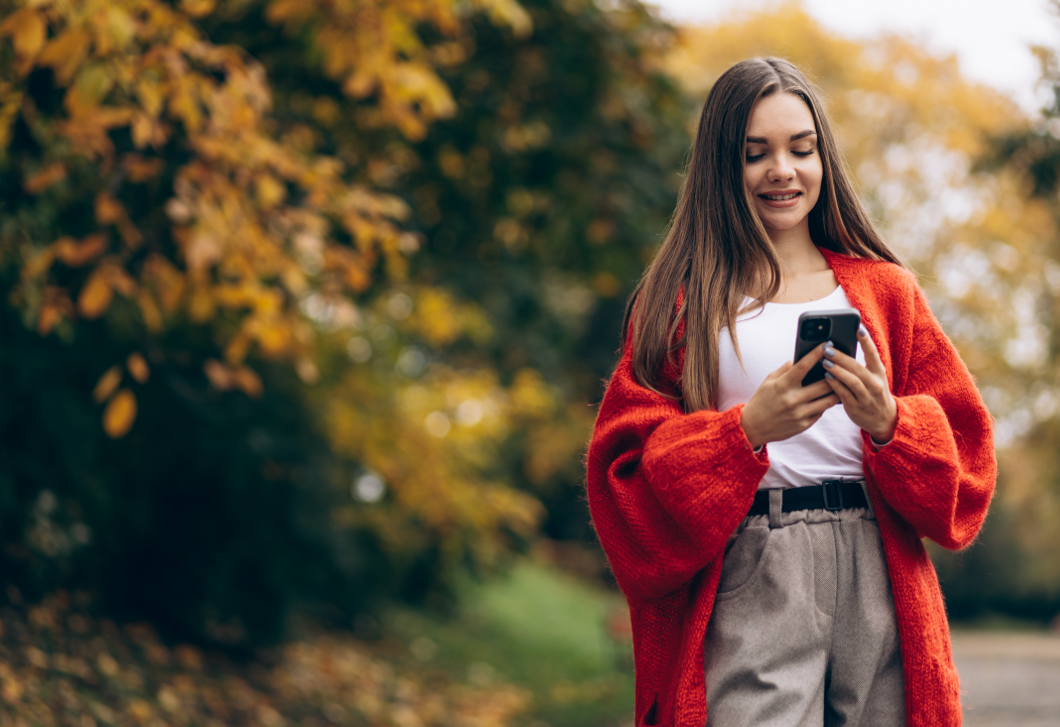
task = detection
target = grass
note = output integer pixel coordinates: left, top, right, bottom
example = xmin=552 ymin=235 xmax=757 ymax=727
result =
xmin=384 ymin=559 xmax=635 ymax=727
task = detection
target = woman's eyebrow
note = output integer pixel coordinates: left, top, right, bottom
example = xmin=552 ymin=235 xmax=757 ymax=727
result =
xmin=745 ymin=130 xmax=818 ymax=144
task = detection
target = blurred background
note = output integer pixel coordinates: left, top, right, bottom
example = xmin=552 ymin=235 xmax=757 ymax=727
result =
xmin=2 ymin=0 xmax=1060 ymax=724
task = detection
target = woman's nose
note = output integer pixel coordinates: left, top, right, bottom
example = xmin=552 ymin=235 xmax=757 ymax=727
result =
xmin=768 ymin=154 xmax=795 ymax=181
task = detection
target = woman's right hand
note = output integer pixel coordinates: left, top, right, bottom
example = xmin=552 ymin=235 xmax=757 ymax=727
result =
xmin=740 ymin=343 xmax=840 ymax=448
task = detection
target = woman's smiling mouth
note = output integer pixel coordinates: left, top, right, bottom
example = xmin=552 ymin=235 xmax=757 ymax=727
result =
xmin=759 ymin=190 xmax=802 ymax=207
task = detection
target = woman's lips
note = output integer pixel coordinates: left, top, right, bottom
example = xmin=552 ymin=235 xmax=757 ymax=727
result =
xmin=758 ymin=191 xmax=802 ymax=208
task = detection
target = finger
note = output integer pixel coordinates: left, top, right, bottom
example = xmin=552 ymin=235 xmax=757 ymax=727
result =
xmin=822 ymin=344 xmax=872 ymax=382
xmin=789 ymin=342 xmax=827 ymax=380
xmin=858 ymin=324 xmax=886 ymax=376
xmin=801 ymin=392 xmax=840 ymax=416
xmin=795 ymin=379 xmax=835 ymax=402
xmin=825 ymin=361 xmax=870 ymax=402
xmin=824 ymin=369 xmax=855 ymax=404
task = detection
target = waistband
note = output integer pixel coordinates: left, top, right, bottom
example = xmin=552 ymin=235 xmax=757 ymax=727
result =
xmin=746 ymin=480 xmax=868 ymax=518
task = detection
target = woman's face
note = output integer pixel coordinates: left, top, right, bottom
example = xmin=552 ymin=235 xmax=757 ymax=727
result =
xmin=742 ymin=92 xmax=823 ymax=238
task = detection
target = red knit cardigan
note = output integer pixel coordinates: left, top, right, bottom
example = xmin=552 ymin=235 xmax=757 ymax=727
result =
xmin=586 ymin=248 xmax=996 ymax=727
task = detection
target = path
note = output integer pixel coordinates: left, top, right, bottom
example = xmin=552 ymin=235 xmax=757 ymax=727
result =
xmin=953 ymin=631 xmax=1060 ymax=726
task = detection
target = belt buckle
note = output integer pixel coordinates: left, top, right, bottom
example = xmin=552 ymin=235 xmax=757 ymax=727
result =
xmin=822 ymin=480 xmax=843 ymax=511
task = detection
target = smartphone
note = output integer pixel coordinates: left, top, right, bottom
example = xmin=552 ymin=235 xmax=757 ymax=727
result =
xmin=794 ymin=308 xmax=861 ymax=386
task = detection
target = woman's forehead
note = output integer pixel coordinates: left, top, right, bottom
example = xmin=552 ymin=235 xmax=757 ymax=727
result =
xmin=746 ymin=93 xmax=816 ymax=138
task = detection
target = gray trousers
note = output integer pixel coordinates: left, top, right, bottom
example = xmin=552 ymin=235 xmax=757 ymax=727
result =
xmin=705 ymin=488 xmax=905 ymax=727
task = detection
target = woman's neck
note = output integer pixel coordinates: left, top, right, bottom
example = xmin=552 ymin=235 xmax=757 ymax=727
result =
xmin=762 ymin=226 xmax=837 ymax=304
xmin=766 ymin=223 xmax=820 ymax=273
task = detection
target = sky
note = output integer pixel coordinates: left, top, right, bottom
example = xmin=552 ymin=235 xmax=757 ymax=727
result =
xmin=647 ymin=0 xmax=1058 ymax=112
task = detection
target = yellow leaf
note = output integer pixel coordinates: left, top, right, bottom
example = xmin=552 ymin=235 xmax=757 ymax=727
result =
xmin=143 ymin=254 xmax=185 ymax=313
xmin=126 ymin=353 xmax=149 ymax=383
xmin=0 ymin=9 xmax=46 ymax=73
xmin=92 ymin=6 xmax=136 ymax=56
xmin=24 ymin=163 xmax=67 ymax=194
xmin=103 ymin=389 xmax=137 ymax=438
xmin=93 ymin=366 xmax=122 ymax=403
xmin=21 ymin=247 xmax=55 ymax=280
xmin=135 ymin=78 xmax=164 ymax=117
xmin=138 ymin=289 xmax=164 ymax=331
xmin=78 ymin=271 xmax=113 ymax=318
xmin=255 ymin=174 xmax=286 ymax=209
xmin=38 ymin=29 xmax=91 ymax=86
xmin=131 ymin=113 xmax=153 ymax=149
xmin=72 ymin=64 xmax=115 ymax=110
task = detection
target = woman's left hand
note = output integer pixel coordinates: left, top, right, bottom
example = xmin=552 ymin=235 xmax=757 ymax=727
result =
xmin=822 ymin=325 xmax=897 ymax=444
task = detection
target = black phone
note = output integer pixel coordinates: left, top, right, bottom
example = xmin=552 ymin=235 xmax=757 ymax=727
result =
xmin=794 ymin=308 xmax=861 ymax=386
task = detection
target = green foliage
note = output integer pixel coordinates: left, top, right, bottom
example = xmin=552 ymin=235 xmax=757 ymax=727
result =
xmin=386 ymin=559 xmax=633 ymax=727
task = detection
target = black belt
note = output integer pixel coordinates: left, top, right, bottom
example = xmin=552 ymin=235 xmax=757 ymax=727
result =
xmin=747 ymin=480 xmax=868 ymax=517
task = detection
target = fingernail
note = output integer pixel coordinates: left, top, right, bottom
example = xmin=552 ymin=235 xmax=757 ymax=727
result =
xmin=823 ymin=359 xmax=834 ymax=369
xmin=858 ymin=324 xmax=868 ymax=337
xmin=823 ymin=344 xmax=836 ymax=358
xmin=825 ymin=372 xmax=834 ymax=381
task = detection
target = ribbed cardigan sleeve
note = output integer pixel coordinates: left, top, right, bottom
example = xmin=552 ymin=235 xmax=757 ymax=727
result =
xmin=860 ymin=278 xmax=996 ymax=550
xmin=586 ymin=345 xmax=770 ymax=607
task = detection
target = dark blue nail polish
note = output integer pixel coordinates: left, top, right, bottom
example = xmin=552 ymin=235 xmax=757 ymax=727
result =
xmin=825 ymin=372 xmax=834 ymax=381
xmin=823 ymin=359 xmax=834 ymax=369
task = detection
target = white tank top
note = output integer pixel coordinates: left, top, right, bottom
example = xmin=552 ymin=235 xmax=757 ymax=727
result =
xmin=717 ymin=285 xmax=865 ymax=489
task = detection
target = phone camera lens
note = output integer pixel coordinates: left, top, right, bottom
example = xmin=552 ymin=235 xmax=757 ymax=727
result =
xmin=801 ymin=317 xmax=832 ymax=341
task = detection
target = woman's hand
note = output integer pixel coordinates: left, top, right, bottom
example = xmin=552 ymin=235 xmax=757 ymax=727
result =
xmin=741 ymin=343 xmax=841 ymax=448
xmin=822 ymin=325 xmax=897 ymax=443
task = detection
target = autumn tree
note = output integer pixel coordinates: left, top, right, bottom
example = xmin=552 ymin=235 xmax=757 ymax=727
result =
xmin=0 ymin=0 xmax=692 ymax=645
xmin=0 ymin=0 xmax=544 ymax=645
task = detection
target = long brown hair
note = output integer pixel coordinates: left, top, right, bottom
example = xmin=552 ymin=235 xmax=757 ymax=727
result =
xmin=624 ymin=57 xmax=902 ymax=412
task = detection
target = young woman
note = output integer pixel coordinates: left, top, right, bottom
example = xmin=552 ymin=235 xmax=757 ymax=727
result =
xmin=586 ymin=58 xmax=995 ymax=727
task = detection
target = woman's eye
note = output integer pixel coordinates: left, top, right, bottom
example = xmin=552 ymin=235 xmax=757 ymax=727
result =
xmin=792 ymin=149 xmax=815 ymax=158
xmin=745 ymin=153 xmax=765 ymax=163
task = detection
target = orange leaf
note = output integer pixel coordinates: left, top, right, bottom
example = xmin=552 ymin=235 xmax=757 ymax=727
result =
xmin=37 ymin=304 xmax=62 ymax=335
xmin=126 ymin=353 xmax=150 ymax=384
xmin=78 ymin=271 xmax=113 ymax=318
xmin=118 ymin=219 xmax=144 ymax=249
xmin=203 ymin=359 xmax=233 ymax=390
xmin=102 ymin=389 xmax=136 ymax=438
xmin=233 ymin=366 xmax=263 ymax=397
xmin=55 ymin=233 xmax=108 ymax=267
xmin=122 ymin=154 xmax=165 ymax=182
xmin=24 ymin=163 xmax=67 ymax=194
xmin=93 ymin=366 xmax=122 ymax=403
xmin=181 ymin=0 xmax=217 ymax=19
xmin=95 ymin=193 xmax=124 ymax=224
